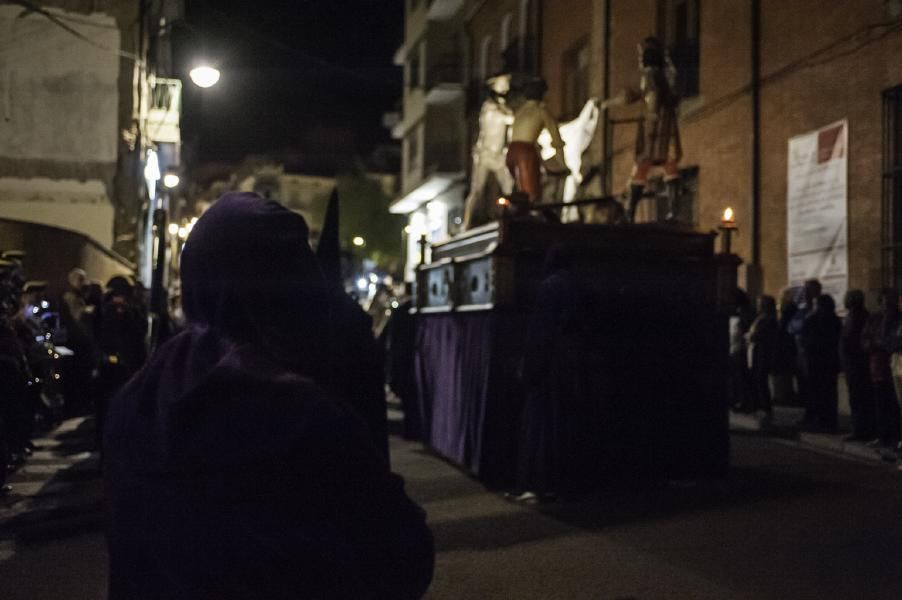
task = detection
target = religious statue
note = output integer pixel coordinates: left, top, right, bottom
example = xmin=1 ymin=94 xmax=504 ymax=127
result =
xmin=600 ymin=36 xmax=682 ymax=223
xmin=462 ymin=74 xmax=515 ymax=230
xmin=507 ymin=76 xmax=566 ymax=205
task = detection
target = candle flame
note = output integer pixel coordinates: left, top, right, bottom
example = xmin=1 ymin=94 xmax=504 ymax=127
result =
xmin=723 ymin=207 xmax=734 ymax=222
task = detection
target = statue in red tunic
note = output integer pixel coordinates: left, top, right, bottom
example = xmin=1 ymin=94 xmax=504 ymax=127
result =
xmin=601 ymin=37 xmax=682 ymax=223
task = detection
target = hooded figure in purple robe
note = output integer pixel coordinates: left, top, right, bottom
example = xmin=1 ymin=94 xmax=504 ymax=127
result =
xmin=103 ymin=192 xmax=433 ymax=600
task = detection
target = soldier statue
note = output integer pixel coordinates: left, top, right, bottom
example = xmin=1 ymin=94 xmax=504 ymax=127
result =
xmin=601 ymin=36 xmax=682 ymax=223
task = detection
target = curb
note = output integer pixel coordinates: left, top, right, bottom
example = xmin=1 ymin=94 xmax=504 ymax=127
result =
xmin=730 ymin=410 xmax=900 ymax=469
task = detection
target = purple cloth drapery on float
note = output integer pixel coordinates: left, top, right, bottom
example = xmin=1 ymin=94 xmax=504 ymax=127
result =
xmin=414 ymin=312 xmax=526 ymax=479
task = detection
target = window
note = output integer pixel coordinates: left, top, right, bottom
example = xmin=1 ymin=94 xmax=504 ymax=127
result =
xmin=518 ymin=0 xmax=530 ymax=70
xmin=408 ymin=42 xmax=423 ymax=89
xmin=562 ymin=38 xmax=590 ymax=119
xmin=479 ymin=36 xmax=493 ymax=83
xmin=882 ymin=85 xmax=902 ymax=289
xmin=407 ymin=125 xmax=421 ymax=174
xmin=500 ymin=13 xmax=513 ymax=53
xmin=662 ymin=0 xmax=700 ymax=98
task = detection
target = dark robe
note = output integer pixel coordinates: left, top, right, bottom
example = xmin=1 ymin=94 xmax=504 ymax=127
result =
xmin=385 ymin=298 xmax=420 ymax=440
xmin=317 ymin=188 xmax=389 ymax=460
xmin=801 ymin=305 xmax=842 ymax=431
xmin=103 ymin=193 xmax=433 ymax=600
xmin=841 ymin=306 xmax=873 ymax=439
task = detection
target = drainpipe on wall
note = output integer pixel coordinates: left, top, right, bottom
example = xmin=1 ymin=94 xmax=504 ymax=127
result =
xmin=749 ymin=0 xmax=762 ymax=294
xmin=602 ymin=0 xmax=612 ymax=195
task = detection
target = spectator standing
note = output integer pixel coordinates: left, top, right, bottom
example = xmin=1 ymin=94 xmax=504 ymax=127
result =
xmin=729 ymin=289 xmax=755 ymax=411
xmin=788 ymin=279 xmax=822 ymax=425
xmin=747 ymin=295 xmax=778 ymax=418
xmin=801 ymin=294 xmax=842 ymax=432
xmin=861 ymin=288 xmax=901 ymax=448
xmin=59 ymin=268 xmax=96 ymax=414
xmin=840 ymin=290 xmax=873 ymax=441
xmin=773 ymin=288 xmax=799 ymax=406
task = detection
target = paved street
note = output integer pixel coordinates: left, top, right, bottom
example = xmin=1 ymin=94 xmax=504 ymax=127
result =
xmin=2 ymin=413 xmax=902 ymax=599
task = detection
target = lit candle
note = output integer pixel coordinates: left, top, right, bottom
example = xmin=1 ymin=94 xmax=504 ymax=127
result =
xmin=721 ymin=207 xmax=736 ymax=227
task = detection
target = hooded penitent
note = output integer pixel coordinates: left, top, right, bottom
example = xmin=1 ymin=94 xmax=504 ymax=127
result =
xmin=316 ymin=187 xmax=390 ymax=460
xmin=103 ymin=192 xmax=433 ymax=600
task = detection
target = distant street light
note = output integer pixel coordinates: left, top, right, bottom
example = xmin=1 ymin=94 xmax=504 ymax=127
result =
xmin=163 ymin=173 xmax=180 ymax=189
xmin=352 ymin=236 xmax=365 ymax=247
xmin=189 ymin=65 xmax=221 ymax=88
xmin=168 ymin=223 xmax=179 ymax=236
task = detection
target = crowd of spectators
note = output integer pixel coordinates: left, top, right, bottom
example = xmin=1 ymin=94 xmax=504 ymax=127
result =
xmin=730 ymin=278 xmax=902 ymax=456
xmin=0 ymin=255 xmax=150 ymax=490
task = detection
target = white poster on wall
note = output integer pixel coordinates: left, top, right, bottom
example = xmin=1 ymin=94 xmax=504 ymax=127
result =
xmin=787 ymin=119 xmax=848 ymax=302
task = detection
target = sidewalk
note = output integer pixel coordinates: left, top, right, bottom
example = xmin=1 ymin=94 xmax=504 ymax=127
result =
xmin=729 ymin=405 xmax=901 ymax=468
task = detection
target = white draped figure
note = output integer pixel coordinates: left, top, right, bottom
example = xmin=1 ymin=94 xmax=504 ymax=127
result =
xmin=462 ymin=75 xmax=515 ymax=230
xmin=538 ymin=98 xmax=600 ymax=222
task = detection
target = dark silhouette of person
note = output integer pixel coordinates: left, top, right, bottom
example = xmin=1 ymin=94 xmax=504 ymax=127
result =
xmin=774 ymin=289 xmax=799 ymax=406
xmin=316 ymin=188 xmax=389 ymax=462
xmin=95 ymin=276 xmax=147 ymax=454
xmin=103 ymin=193 xmax=433 ymax=600
xmin=800 ymin=293 xmax=842 ymax=432
xmin=383 ymin=284 xmax=420 ymax=440
xmin=788 ymin=279 xmax=822 ymax=425
xmin=747 ymin=295 xmax=778 ymax=417
xmin=840 ymin=289 xmax=873 ymax=441
xmin=729 ymin=288 xmax=754 ymax=411
xmin=861 ymin=288 xmax=901 ymax=448
xmin=59 ymin=268 xmax=97 ymax=414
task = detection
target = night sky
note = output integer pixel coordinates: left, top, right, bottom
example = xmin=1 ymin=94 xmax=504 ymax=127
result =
xmin=176 ymin=0 xmax=403 ymax=168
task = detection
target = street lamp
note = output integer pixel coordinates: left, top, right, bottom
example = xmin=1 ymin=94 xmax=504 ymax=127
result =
xmin=189 ymin=65 xmax=220 ymax=88
xmin=163 ymin=172 xmax=180 ymax=189
xmin=352 ymin=236 xmax=365 ymax=247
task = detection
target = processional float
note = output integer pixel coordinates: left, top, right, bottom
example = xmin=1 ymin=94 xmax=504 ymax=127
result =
xmin=412 ymin=37 xmax=739 ymax=488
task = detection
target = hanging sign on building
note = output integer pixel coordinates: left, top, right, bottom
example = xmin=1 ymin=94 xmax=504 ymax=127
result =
xmin=787 ymin=119 xmax=848 ymax=302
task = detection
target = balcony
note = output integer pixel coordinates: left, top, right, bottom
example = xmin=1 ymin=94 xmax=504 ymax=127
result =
xmin=427 ymin=0 xmax=464 ymax=21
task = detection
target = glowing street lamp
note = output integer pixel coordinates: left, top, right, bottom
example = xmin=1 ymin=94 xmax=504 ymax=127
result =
xmin=352 ymin=236 xmax=365 ymax=247
xmin=163 ymin=172 xmax=180 ymax=189
xmin=189 ymin=65 xmax=220 ymax=88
